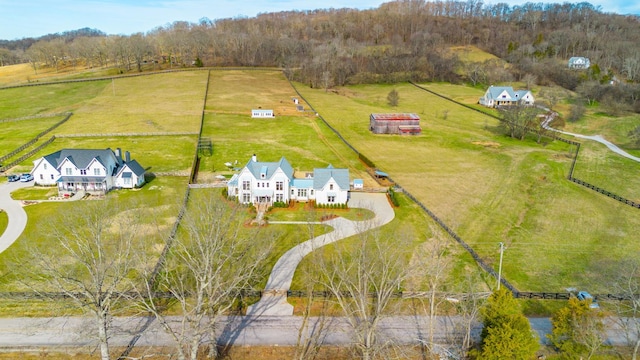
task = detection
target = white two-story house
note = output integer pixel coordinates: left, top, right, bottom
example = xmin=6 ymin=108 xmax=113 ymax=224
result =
xmin=227 ymin=154 xmax=350 ymax=206
xmin=31 ymin=148 xmax=145 ymax=195
xmin=479 ymin=86 xmax=535 ymax=108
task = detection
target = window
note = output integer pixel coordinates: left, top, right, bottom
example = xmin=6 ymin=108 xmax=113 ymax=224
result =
xmin=276 ymin=181 xmax=283 ymax=190
xmin=242 ymin=194 xmax=251 ymax=203
xmin=94 ymin=168 xmax=101 ymax=176
xmin=266 ymin=182 xmax=269 ymax=188
xmin=242 ymin=181 xmax=250 ymax=190
xmin=65 ymin=168 xmax=72 ymax=175
xmin=329 ymin=184 xmax=334 ymax=190
xmin=80 ymin=169 xmax=87 ymax=175
xmin=297 ymin=189 xmax=307 ymax=197
xmin=40 ymin=174 xmax=43 ymax=180
xmin=327 ymin=196 xmax=336 ymax=203
xmin=50 ymin=174 xmax=54 ymax=179
xmin=44 ymin=164 xmax=47 ymax=170
xmin=124 ymin=177 xmax=131 ymax=185
xmin=276 ymin=194 xmax=283 ymax=202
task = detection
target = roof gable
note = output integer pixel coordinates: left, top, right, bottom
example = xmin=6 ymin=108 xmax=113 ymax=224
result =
xmin=487 ymin=86 xmax=516 ymax=100
xmin=117 ymin=160 xmax=146 ymax=177
xmin=245 ymin=156 xmax=293 ymax=180
xmin=313 ymin=167 xmax=349 ymax=190
xmin=44 ymin=149 xmax=116 ymax=169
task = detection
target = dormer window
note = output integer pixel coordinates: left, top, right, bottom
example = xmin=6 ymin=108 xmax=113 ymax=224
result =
xmin=329 ymin=184 xmax=334 ymax=190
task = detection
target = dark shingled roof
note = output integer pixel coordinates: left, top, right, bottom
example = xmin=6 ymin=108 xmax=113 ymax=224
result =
xmin=44 ymin=149 xmax=116 ymax=169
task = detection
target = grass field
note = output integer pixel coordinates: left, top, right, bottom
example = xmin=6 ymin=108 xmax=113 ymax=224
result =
xmin=0 ymin=115 xmax=65 ymax=157
xmin=1 ymin=66 xmax=638 ymax=306
xmin=199 ymin=70 xmax=374 ymax=185
xmin=295 ymin=81 xmax=640 ymax=292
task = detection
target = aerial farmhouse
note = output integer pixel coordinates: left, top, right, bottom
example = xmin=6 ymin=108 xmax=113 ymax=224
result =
xmin=227 ymin=154 xmax=350 ymax=206
xmin=568 ymin=56 xmax=591 ymax=69
xmin=478 ymin=86 xmax=535 ymax=108
xmin=369 ymin=113 xmax=422 ymax=135
xmin=31 ymin=148 xmax=145 ymax=195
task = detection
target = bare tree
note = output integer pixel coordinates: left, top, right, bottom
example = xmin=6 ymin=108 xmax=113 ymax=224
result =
xmin=23 ymin=200 xmax=142 ymax=360
xmin=406 ymin=224 xmax=452 ymax=348
xmin=315 ymin=225 xmax=411 ymax=360
xmin=610 ymin=261 xmax=640 ymax=359
xmin=136 ymin=193 xmax=273 ymax=360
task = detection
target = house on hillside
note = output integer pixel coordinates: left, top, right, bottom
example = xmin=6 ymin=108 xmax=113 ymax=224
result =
xmin=478 ymin=86 xmax=535 ymax=108
xmin=568 ymin=57 xmax=590 ymax=69
xmin=251 ymin=109 xmax=274 ymax=118
xmin=370 ymin=113 xmax=422 ymax=135
xmin=227 ymin=154 xmax=349 ymax=206
xmin=31 ymin=148 xmax=146 ymax=195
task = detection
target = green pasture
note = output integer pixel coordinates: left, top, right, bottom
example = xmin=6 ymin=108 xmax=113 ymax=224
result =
xmin=54 ymin=72 xmax=207 ymax=135
xmin=572 ymin=141 xmax=640 ymax=201
xmin=295 ymin=81 xmax=640 ymax=292
xmin=6 ymin=135 xmax=197 ymax=175
xmin=206 ymin=69 xmax=299 ymax=116
xmin=0 ymin=81 xmax=109 ymax=118
xmin=0 ymin=115 xmax=65 ymax=156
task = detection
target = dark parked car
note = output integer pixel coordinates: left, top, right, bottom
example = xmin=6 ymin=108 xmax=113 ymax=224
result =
xmin=7 ymin=174 xmax=20 ymax=182
xmin=19 ymin=173 xmax=34 ymax=182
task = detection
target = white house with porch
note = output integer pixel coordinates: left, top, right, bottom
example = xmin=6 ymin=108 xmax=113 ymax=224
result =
xmin=478 ymin=86 xmax=535 ymax=108
xmin=227 ymin=154 xmax=350 ymax=206
xmin=31 ymin=148 xmax=146 ymax=195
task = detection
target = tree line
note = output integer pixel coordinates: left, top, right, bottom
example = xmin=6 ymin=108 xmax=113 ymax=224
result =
xmin=1 ymin=2 xmax=639 ymax=98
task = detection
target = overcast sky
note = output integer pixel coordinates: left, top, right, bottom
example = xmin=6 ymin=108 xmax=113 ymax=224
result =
xmin=1 ymin=0 xmax=638 ymax=40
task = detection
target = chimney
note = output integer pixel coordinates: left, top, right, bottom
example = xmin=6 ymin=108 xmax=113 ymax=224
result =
xmin=115 ymin=148 xmax=122 ymax=163
xmin=125 ymin=151 xmax=130 ymax=163
xmin=252 ymin=154 xmax=257 ymax=162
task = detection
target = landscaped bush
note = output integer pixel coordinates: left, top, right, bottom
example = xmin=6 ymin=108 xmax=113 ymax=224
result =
xmin=272 ymin=201 xmax=288 ymax=208
xmin=388 ymin=187 xmax=400 ymax=207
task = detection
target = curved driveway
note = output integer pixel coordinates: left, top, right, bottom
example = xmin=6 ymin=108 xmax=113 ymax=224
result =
xmin=247 ymin=192 xmax=395 ymax=316
xmin=0 ymin=181 xmax=31 ymax=254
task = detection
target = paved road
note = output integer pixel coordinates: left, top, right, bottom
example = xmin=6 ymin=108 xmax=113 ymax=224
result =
xmin=0 ymin=315 xmax=636 ymax=349
xmin=0 ymin=180 xmax=32 ymax=254
xmin=247 ymin=192 xmax=395 ymax=316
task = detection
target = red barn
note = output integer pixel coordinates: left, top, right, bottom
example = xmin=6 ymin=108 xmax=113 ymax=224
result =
xmin=369 ymin=113 xmax=421 ymax=135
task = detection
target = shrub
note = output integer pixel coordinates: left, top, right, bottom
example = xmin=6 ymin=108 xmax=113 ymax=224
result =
xmin=388 ymin=187 xmax=400 ymax=207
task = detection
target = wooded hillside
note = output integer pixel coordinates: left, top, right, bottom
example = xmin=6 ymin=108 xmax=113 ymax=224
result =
xmin=1 ymin=1 xmax=639 ymax=110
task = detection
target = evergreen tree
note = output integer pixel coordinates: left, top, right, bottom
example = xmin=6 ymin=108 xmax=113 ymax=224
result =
xmin=478 ymin=288 xmax=539 ymax=359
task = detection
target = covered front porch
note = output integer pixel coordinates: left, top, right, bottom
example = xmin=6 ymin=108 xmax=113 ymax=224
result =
xmin=253 ymin=188 xmax=274 ymax=205
xmin=57 ymin=176 xmax=108 ymax=196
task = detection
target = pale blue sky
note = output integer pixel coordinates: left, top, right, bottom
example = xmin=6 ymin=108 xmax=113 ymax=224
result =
xmin=1 ymin=0 xmax=638 ymax=40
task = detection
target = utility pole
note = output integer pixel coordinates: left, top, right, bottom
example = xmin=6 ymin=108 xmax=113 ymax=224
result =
xmin=497 ymin=242 xmax=504 ymax=290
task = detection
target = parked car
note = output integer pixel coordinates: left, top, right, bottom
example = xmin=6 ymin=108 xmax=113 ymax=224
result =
xmin=7 ymin=174 xmax=20 ymax=182
xmin=577 ymin=291 xmax=599 ymax=309
xmin=19 ymin=173 xmax=34 ymax=182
